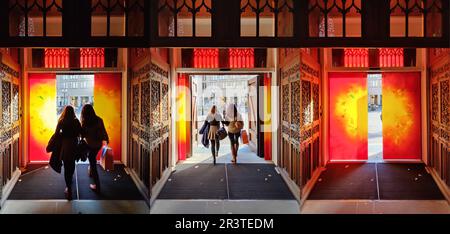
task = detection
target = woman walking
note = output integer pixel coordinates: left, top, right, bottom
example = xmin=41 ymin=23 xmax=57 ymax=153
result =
xmin=81 ymin=104 xmax=109 ymax=193
xmin=224 ymin=104 xmax=244 ymax=164
xmin=206 ymin=105 xmax=224 ymax=165
xmin=54 ymin=106 xmax=81 ymax=200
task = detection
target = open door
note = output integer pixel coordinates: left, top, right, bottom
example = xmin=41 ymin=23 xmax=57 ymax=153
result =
xmin=28 ymin=73 xmax=57 ymax=163
xmin=94 ymin=73 xmax=122 ymax=161
xmin=329 ymin=72 xmax=368 ymax=161
xmin=247 ymin=77 xmax=258 ymax=153
xmin=191 ymin=77 xmax=199 ymax=151
xmin=382 ymin=72 xmax=421 ymax=160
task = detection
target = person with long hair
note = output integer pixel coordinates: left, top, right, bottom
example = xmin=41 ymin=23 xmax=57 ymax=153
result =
xmin=206 ymin=105 xmax=223 ymax=165
xmin=224 ymin=103 xmax=243 ymax=164
xmin=81 ymin=104 xmax=109 ymax=192
xmin=54 ymin=105 xmax=81 ymax=200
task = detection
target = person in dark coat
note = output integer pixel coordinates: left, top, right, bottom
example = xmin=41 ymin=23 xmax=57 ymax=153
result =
xmin=81 ymin=104 xmax=109 ymax=193
xmin=54 ymin=105 xmax=82 ymax=200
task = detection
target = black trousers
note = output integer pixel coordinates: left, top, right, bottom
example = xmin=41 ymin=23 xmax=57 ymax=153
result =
xmin=210 ymin=140 xmax=220 ymax=161
xmin=88 ymin=147 xmax=101 ymax=188
xmin=63 ymin=159 xmax=75 ymax=189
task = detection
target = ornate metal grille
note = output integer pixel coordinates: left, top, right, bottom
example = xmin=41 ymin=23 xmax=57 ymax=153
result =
xmin=158 ymin=0 xmax=212 ymax=37
xmin=9 ymin=0 xmax=63 ymax=37
xmin=308 ymin=0 xmax=362 ymax=37
xmin=389 ymin=0 xmax=443 ymax=37
xmin=240 ymin=0 xmax=294 ymax=37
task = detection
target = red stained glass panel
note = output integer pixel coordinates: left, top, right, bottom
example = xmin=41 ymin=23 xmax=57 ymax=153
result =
xmin=44 ymin=48 xmax=69 ymax=68
xmin=229 ymin=48 xmax=254 ymax=68
xmin=193 ymin=49 xmax=219 ymax=68
xmin=344 ymin=48 xmax=369 ymax=68
xmin=80 ymin=48 xmax=105 ymax=68
xmin=379 ymin=48 xmax=404 ymax=68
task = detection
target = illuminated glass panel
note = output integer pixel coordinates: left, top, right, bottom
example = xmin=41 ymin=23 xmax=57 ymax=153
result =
xmin=193 ymin=49 xmax=219 ymax=68
xmin=44 ymin=48 xmax=69 ymax=68
xmin=344 ymin=48 xmax=369 ymax=68
xmin=229 ymin=48 xmax=255 ymax=68
xmin=80 ymin=48 xmax=105 ymax=68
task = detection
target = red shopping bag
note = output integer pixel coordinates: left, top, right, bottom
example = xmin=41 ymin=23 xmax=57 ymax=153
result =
xmin=241 ymin=130 xmax=249 ymax=144
xmin=100 ymin=145 xmax=114 ymax=171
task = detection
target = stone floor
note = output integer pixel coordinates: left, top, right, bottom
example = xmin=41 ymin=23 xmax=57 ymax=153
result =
xmin=1 ymin=200 xmax=149 ymax=214
xmin=301 ymin=200 xmax=450 ymax=214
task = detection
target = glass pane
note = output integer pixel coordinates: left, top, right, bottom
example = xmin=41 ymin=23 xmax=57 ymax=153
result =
xmin=407 ymin=1 xmax=423 ymax=37
xmin=158 ymin=0 xmax=175 ymax=37
xmin=46 ymin=0 xmax=63 ymax=36
xmin=308 ymin=5 xmax=322 ymax=37
xmin=426 ymin=0 xmax=442 ymax=37
xmin=177 ymin=1 xmax=193 ymax=37
xmin=241 ymin=0 xmax=257 ymax=36
xmin=327 ymin=7 xmax=342 ymax=37
xmin=259 ymin=8 xmax=275 ymax=37
xmin=28 ymin=3 xmax=44 ymax=36
xmin=9 ymin=1 xmax=23 ymax=36
xmin=277 ymin=0 xmax=294 ymax=37
xmin=91 ymin=0 xmax=108 ymax=36
xmin=110 ymin=0 xmax=126 ymax=36
xmin=127 ymin=0 xmax=145 ymax=36
xmin=195 ymin=0 xmax=212 ymax=37
xmin=346 ymin=7 xmax=361 ymax=37
xmin=390 ymin=4 xmax=406 ymax=37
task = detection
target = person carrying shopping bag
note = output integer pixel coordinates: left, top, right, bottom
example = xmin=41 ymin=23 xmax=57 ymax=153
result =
xmin=81 ymin=104 xmax=109 ymax=193
xmin=223 ymin=104 xmax=244 ymax=164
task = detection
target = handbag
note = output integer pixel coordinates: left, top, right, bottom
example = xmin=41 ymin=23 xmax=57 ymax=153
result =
xmin=46 ymin=131 xmax=61 ymax=153
xmin=100 ymin=145 xmax=114 ymax=171
xmin=234 ymin=120 xmax=244 ymax=130
xmin=75 ymin=138 xmax=89 ymax=162
xmin=240 ymin=129 xmax=249 ymax=144
xmin=47 ymin=130 xmax=62 ymax=173
xmin=233 ymin=108 xmax=244 ymax=130
xmin=216 ymin=126 xmax=228 ymax=140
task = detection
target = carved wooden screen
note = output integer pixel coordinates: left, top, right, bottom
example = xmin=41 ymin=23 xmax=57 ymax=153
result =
xmin=0 ymin=52 xmax=21 ymax=199
xmin=280 ymin=50 xmax=321 ymax=198
xmin=430 ymin=50 xmax=450 ymax=189
xmin=130 ymin=52 xmax=170 ymax=200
